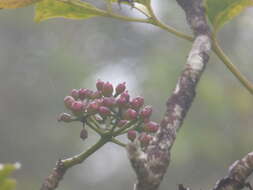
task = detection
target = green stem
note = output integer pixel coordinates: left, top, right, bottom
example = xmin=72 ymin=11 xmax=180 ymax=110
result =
xmin=111 ymin=138 xmax=126 ymax=147
xmin=212 ymin=37 xmax=253 ymax=95
xmin=113 ymin=120 xmax=137 ymax=136
xmin=63 ymin=137 xmax=109 ymax=168
xmin=118 ymin=120 xmax=143 ymax=135
xmin=151 ymin=19 xmax=193 ymax=41
xmin=145 ymin=2 xmax=193 ymax=41
xmin=86 ymin=121 xmax=104 ymax=135
xmin=58 ymin=0 xmax=149 ymax=23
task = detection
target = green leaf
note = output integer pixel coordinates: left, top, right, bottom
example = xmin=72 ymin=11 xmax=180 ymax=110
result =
xmin=0 ymin=163 xmax=20 ymax=190
xmin=0 ymin=0 xmax=41 ymax=9
xmin=34 ymin=0 xmax=105 ymax=22
xmin=205 ymin=0 xmax=253 ymax=32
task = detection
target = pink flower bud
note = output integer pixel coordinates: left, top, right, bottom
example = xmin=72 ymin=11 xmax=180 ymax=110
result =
xmin=87 ymin=101 xmax=99 ymax=114
xmin=96 ymin=79 xmax=104 ymax=91
xmin=130 ymin=96 xmax=144 ymax=110
xmin=139 ymin=133 xmax=152 ymax=147
xmin=79 ymin=88 xmax=92 ymax=100
xmin=71 ymin=101 xmax=84 ymax=113
xmin=71 ymin=89 xmax=79 ymax=100
xmin=115 ymin=82 xmax=126 ymax=95
xmin=64 ymin=96 xmax=75 ymax=109
xmin=102 ymin=82 xmax=113 ymax=97
xmin=144 ymin=121 xmax=159 ymax=133
xmin=116 ymin=97 xmax=128 ymax=107
xmin=140 ymin=105 xmax=152 ymax=119
xmin=57 ymin=113 xmax=72 ymax=122
xmin=120 ymin=91 xmax=130 ymax=102
xmin=127 ymin=130 xmax=137 ymax=141
xmin=102 ymin=97 xmax=116 ymax=108
xmin=124 ymin=108 xmax=138 ymax=120
xmin=95 ymin=99 xmax=104 ymax=107
xmin=80 ymin=128 xmax=88 ymax=141
xmin=98 ymin=106 xmax=111 ymax=117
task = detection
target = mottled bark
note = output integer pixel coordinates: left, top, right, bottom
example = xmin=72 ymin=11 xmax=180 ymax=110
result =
xmin=213 ymin=152 xmax=253 ymax=190
xmin=40 ymin=160 xmax=66 ymax=190
xmin=127 ymin=0 xmax=212 ymax=190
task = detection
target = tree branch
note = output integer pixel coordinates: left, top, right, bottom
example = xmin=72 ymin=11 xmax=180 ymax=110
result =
xmin=40 ymin=138 xmax=109 ymax=190
xmin=213 ymin=152 xmax=253 ymax=190
xmin=127 ymin=1 xmax=212 ymax=190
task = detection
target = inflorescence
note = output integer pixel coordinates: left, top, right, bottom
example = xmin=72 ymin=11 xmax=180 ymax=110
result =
xmin=58 ymin=80 xmax=160 ymax=148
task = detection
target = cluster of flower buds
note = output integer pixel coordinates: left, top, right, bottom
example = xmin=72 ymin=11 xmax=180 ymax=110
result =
xmin=57 ymin=80 xmax=160 ymax=147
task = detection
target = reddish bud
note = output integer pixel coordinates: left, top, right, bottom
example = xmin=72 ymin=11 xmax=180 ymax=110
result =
xmin=71 ymin=101 xmax=84 ymax=113
xmin=71 ymin=89 xmax=79 ymax=100
xmin=87 ymin=101 xmax=99 ymax=114
xmin=57 ymin=113 xmax=72 ymax=122
xmin=117 ymin=120 xmax=128 ymax=127
xmin=64 ymin=96 xmax=75 ymax=109
xmin=96 ymin=80 xmax=104 ymax=91
xmin=120 ymin=91 xmax=130 ymax=102
xmin=124 ymin=108 xmax=138 ymax=120
xmin=98 ymin=106 xmax=111 ymax=117
xmin=139 ymin=133 xmax=152 ymax=146
xmin=102 ymin=82 xmax=113 ymax=97
xmin=130 ymin=96 xmax=144 ymax=110
xmin=80 ymin=128 xmax=88 ymax=141
xmin=102 ymin=97 xmax=116 ymax=107
xmin=116 ymin=97 xmax=128 ymax=107
xmin=79 ymin=88 xmax=92 ymax=100
xmin=115 ymin=82 xmax=126 ymax=95
xmin=96 ymin=98 xmax=104 ymax=105
xmin=144 ymin=121 xmax=159 ymax=133
xmin=127 ymin=130 xmax=137 ymax=141
xmin=140 ymin=105 xmax=152 ymax=119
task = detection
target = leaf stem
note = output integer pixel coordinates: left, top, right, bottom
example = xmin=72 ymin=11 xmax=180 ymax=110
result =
xmin=151 ymin=19 xmax=193 ymax=41
xmin=212 ymin=36 xmax=253 ymax=95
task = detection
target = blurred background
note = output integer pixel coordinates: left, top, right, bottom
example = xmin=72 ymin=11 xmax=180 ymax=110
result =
xmin=0 ymin=1 xmax=253 ymax=189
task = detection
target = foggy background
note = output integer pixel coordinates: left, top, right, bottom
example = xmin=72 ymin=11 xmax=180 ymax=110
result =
xmin=0 ymin=1 xmax=253 ymax=189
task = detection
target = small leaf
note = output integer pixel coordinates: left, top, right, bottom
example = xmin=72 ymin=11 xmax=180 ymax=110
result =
xmin=205 ymin=0 xmax=253 ymax=32
xmin=0 ymin=0 xmax=41 ymax=9
xmin=0 ymin=163 xmax=20 ymax=190
xmin=34 ymin=0 xmax=105 ymax=22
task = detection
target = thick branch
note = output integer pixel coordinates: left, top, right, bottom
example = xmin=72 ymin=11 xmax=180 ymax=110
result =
xmin=213 ymin=152 xmax=253 ymax=190
xmin=127 ymin=1 xmax=211 ymax=190
xmin=40 ymin=160 xmax=67 ymax=190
